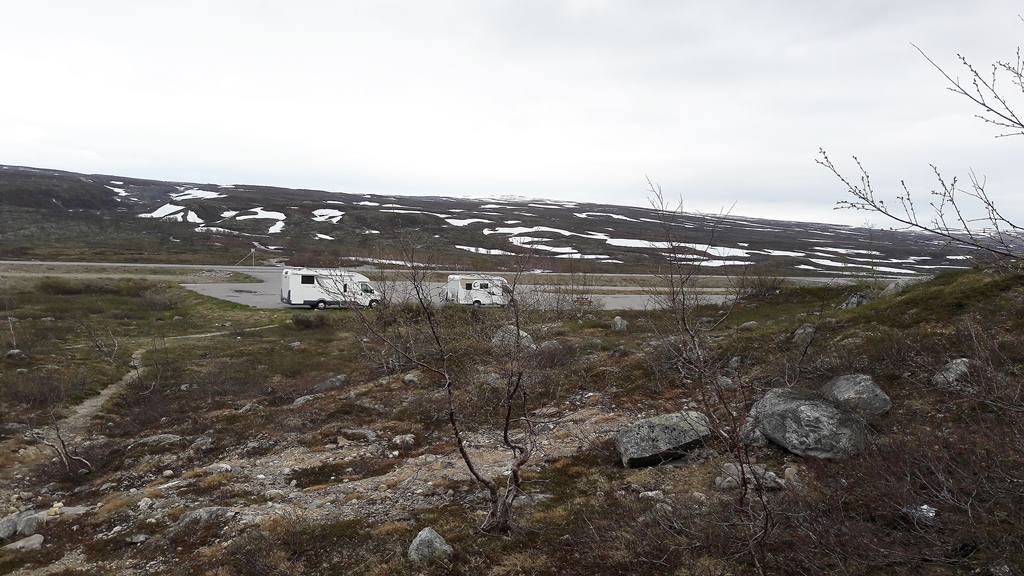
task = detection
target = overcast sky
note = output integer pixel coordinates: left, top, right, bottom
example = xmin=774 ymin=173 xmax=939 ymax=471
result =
xmin=2 ymin=1 xmax=1021 ymax=225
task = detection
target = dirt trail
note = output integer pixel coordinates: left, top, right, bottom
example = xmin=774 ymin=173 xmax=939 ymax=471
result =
xmin=60 ymin=349 xmax=146 ymax=441
xmin=56 ymin=324 xmax=279 ymax=442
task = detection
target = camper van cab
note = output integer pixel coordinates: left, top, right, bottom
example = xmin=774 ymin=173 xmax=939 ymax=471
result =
xmin=280 ymin=268 xmax=380 ymax=310
xmin=444 ymin=275 xmax=508 ymax=307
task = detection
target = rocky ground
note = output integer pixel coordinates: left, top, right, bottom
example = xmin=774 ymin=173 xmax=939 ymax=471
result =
xmin=1 ymin=360 xmax=651 ymax=574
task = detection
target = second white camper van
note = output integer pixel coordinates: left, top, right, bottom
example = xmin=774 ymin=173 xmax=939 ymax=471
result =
xmin=443 ymin=274 xmax=509 ymax=306
xmin=280 ymin=268 xmax=381 ymax=310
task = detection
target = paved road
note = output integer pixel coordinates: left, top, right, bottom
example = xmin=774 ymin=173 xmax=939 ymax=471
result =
xmin=2 ymin=260 xmax=860 ymax=311
xmin=180 ymin=270 xmax=689 ymax=310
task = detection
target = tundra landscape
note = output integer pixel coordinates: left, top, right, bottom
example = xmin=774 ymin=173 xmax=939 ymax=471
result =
xmin=1 ymin=165 xmax=1023 ymax=575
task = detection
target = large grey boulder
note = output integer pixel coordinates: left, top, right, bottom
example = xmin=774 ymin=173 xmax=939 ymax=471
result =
xmin=791 ymin=324 xmax=816 ymax=348
xmin=16 ymin=512 xmax=49 ymax=537
xmin=0 ymin=513 xmax=18 ymax=540
xmin=4 ymin=349 xmax=28 ymax=362
xmin=611 ymin=316 xmax=629 ymax=331
xmin=312 ymin=373 xmax=348 ymax=393
xmin=126 ymin=434 xmax=185 ymax=456
xmin=408 ymin=526 xmax=453 ymax=563
xmin=2 ymin=534 xmax=43 ymax=551
xmin=714 ymin=462 xmax=786 ymax=491
xmin=292 ymin=393 xmax=323 ymax=407
xmin=491 ymin=325 xmax=537 ymax=352
xmin=740 ymin=389 xmax=867 ymax=460
xmin=932 ymin=358 xmax=972 ymax=391
xmin=838 ymin=292 xmax=869 ymax=310
xmin=616 ymin=412 xmax=711 ymax=468
xmin=880 ymin=277 xmax=926 ymax=298
xmin=168 ymin=506 xmax=233 ymax=537
xmin=820 ymin=374 xmax=891 ymax=418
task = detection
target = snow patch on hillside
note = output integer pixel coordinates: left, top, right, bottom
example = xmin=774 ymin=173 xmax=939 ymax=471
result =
xmin=140 ymin=204 xmax=184 ymax=218
xmin=236 ymin=207 xmax=286 ymax=221
xmin=456 ymin=245 xmax=516 ymax=255
xmin=312 ymin=209 xmax=345 ymax=223
xmin=171 ymin=189 xmax=225 ymax=200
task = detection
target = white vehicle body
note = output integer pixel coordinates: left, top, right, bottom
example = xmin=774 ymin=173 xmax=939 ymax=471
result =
xmin=443 ymin=274 xmax=509 ymax=306
xmin=280 ymin=268 xmax=380 ymax=309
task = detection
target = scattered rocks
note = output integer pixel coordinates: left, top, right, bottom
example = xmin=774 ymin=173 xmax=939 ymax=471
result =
xmin=610 ymin=346 xmax=632 ymax=358
xmin=391 ymin=434 xmax=415 ymax=447
xmin=313 ymin=373 xmax=349 ymax=393
xmin=408 ymin=526 xmax=453 ymax=563
xmin=714 ymin=376 xmax=735 ymax=390
xmin=169 ymin=507 xmax=232 ymax=537
xmin=341 ymin=428 xmax=378 ymax=441
xmin=190 ymin=436 xmax=215 ymax=453
xmin=820 ymin=374 xmax=892 ymax=417
xmin=238 ymin=402 xmax=266 ymax=414
xmin=616 ymin=412 xmax=711 ymax=468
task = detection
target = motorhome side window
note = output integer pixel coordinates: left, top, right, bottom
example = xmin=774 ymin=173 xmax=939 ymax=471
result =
xmin=480 ymin=282 xmax=489 ymax=289
xmin=465 ymin=283 xmax=473 ymax=290
xmin=301 ymin=275 xmax=315 ymax=285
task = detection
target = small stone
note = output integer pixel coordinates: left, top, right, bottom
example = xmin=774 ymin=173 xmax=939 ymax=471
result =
xmin=138 ymin=498 xmax=154 ymax=511
xmin=162 ymin=470 xmax=175 ymax=478
xmin=408 ymin=527 xmax=453 ymax=563
xmin=292 ymin=394 xmax=323 ymax=407
xmin=126 ymin=534 xmax=149 ymax=544
xmin=784 ymin=466 xmax=800 ymax=483
xmin=391 ymin=434 xmax=415 ymax=447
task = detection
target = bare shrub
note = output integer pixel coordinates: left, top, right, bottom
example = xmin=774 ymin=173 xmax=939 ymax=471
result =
xmin=738 ymin=262 xmax=785 ymax=300
xmin=821 ymin=40 xmax=1024 ymax=267
xmin=290 ymin=311 xmax=332 ymax=330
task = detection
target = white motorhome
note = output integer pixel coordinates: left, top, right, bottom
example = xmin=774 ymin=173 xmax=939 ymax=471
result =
xmin=443 ymin=274 xmax=509 ymax=306
xmin=280 ymin=268 xmax=381 ymax=310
